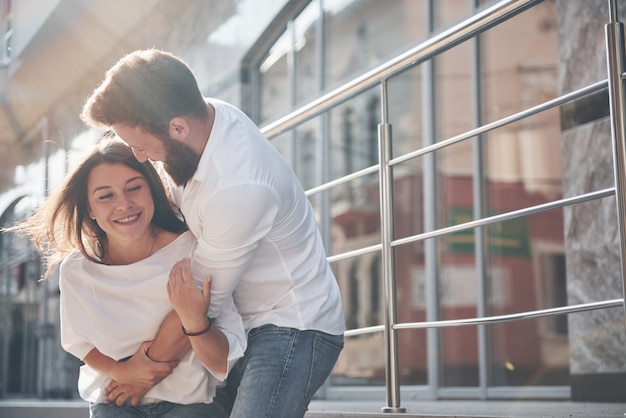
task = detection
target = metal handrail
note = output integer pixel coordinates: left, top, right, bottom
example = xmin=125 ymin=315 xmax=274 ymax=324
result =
xmin=301 ymin=79 xmax=607 ymax=197
xmin=326 ymin=188 xmax=614 ymax=264
xmin=344 ymin=299 xmax=624 ymax=337
xmin=390 ymin=80 xmax=608 ymax=166
xmin=393 ymin=188 xmax=615 ymax=247
xmin=606 ymin=0 xmax=626 ymax=323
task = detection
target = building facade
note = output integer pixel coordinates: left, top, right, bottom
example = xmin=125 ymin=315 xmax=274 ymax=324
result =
xmin=0 ymin=0 xmax=624 ymax=405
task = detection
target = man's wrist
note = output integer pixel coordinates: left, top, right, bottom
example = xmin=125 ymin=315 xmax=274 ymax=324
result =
xmin=144 ymin=346 xmax=170 ymax=363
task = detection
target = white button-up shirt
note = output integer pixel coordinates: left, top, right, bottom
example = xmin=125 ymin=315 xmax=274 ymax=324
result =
xmin=169 ymin=99 xmax=345 ymax=336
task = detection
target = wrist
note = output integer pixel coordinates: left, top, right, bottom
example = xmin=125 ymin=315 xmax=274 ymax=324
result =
xmin=144 ymin=346 xmax=170 ymax=363
xmin=182 ymin=317 xmax=212 ymax=336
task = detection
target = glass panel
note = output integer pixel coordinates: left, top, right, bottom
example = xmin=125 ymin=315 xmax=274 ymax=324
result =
xmin=330 ymin=253 xmax=385 ymax=385
xmin=270 ymin=118 xmax=321 ymax=191
xmin=486 ymin=208 xmax=568 ymax=386
xmin=327 ymin=172 xmax=381 ymax=258
xmin=328 ymin=87 xmax=380 ymax=183
xmin=294 ymin=0 xmax=321 ymax=106
xmin=396 ymin=242 xmax=428 ymax=385
xmin=388 ymin=63 xmax=422 ymax=159
xmin=434 ymin=0 xmax=472 ymax=32
xmin=481 ymin=1 xmax=559 ymax=123
xmin=489 ymin=317 xmax=569 ymax=386
xmin=482 ymin=108 xmax=562 ymax=213
xmin=324 ymin=0 xmax=427 ymax=90
xmin=260 ymin=29 xmax=291 ymax=124
xmin=439 ymin=224 xmax=479 ymax=387
xmin=435 ymin=41 xmax=473 ymax=143
xmin=392 ymin=159 xmax=424 ymax=240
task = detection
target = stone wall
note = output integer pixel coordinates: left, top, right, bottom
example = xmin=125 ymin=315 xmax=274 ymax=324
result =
xmin=558 ymin=0 xmax=626 ymax=402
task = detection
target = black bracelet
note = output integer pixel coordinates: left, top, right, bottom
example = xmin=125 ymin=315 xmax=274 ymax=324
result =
xmin=144 ymin=347 xmax=171 ymax=363
xmin=182 ymin=318 xmax=212 ymax=336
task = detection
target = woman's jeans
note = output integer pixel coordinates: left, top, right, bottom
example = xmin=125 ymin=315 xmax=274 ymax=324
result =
xmin=89 ymin=400 xmax=224 ymax=418
xmin=215 ymin=324 xmax=344 ymax=418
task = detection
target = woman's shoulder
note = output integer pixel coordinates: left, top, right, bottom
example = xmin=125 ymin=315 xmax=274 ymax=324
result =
xmin=59 ymin=250 xmax=95 ymax=286
xmin=60 ymin=250 xmax=88 ymax=270
xmin=153 ymin=230 xmax=196 ymax=257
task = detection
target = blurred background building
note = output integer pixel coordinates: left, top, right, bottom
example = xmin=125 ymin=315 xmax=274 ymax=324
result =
xmin=0 ymin=0 xmax=624 ymax=406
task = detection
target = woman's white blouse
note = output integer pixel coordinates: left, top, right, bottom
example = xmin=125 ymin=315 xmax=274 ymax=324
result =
xmin=59 ymin=231 xmax=246 ymax=404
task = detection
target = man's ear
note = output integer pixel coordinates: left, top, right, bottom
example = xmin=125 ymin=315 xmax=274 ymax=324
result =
xmin=168 ymin=117 xmax=190 ymax=140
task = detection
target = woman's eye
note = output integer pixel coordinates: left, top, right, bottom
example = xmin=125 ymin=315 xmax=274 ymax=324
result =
xmin=128 ymin=185 xmax=142 ymax=192
xmin=98 ymin=193 xmax=113 ymax=200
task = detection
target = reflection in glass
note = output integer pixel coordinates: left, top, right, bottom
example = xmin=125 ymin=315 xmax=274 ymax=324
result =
xmin=328 ymin=87 xmax=380 ymax=183
xmin=486 ymin=209 xmax=568 ymax=386
xmin=323 ymin=0 xmax=427 ymax=90
xmin=260 ymin=28 xmax=291 ymax=124
xmin=330 ymin=254 xmax=386 ymax=385
xmin=325 ymin=172 xmax=381 ymax=258
xmin=395 ymin=242 xmax=428 ymax=385
xmin=388 ymin=64 xmax=422 ymax=159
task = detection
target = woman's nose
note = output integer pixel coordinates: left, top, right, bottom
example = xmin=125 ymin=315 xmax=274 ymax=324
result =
xmin=115 ymin=194 xmax=133 ymax=210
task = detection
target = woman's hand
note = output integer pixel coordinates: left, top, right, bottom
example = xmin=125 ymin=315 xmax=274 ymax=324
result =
xmin=167 ymin=258 xmax=212 ymax=332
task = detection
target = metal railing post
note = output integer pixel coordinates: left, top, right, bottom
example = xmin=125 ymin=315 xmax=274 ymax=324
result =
xmin=378 ymin=79 xmax=405 ymax=413
xmin=605 ymin=0 xmax=626 ymax=323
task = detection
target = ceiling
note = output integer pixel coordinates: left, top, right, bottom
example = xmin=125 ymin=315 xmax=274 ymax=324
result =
xmin=0 ymin=0 xmax=234 ymax=192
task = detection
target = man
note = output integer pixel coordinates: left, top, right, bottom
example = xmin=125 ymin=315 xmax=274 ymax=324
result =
xmin=81 ymin=49 xmax=345 ymax=418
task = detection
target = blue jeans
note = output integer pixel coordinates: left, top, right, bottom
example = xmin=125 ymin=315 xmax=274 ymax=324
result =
xmin=89 ymin=401 xmax=226 ymax=418
xmin=214 ymin=325 xmax=344 ymax=418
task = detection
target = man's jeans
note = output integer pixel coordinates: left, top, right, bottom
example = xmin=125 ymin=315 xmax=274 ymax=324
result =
xmin=89 ymin=400 xmax=224 ymax=418
xmin=215 ymin=324 xmax=344 ymax=418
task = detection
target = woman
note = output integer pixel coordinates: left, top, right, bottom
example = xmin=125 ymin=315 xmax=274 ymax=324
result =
xmin=7 ymin=134 xmax=245 ymax=417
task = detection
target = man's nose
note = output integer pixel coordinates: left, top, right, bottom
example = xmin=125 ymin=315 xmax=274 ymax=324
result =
xmin=132 ymin=148 xmax=149 ymax=163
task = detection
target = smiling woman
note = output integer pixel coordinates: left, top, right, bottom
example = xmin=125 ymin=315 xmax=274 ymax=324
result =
xmin=87 ymin=163 xmax=160 ymax=265
xmin=3 ymin=132 xmax=246 ymax=418
xmin=8 ymin=132 xmax=188 ymax=269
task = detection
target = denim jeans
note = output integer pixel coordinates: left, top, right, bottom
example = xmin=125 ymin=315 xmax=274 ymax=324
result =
xmin=214 ymin=324 xmax=344 ymax=418
xmin=89 ymin=400 xmax=226 ymax=418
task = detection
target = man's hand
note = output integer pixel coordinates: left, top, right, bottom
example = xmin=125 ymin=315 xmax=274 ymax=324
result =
xmin=112 ymin=341 xmax=178 ymax=387
xmin=104 ymin=380 xmax=151 ymax=406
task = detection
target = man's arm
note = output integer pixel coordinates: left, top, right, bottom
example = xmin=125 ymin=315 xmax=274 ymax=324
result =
xmin=191 ymin=185 xmax=279 ymax=317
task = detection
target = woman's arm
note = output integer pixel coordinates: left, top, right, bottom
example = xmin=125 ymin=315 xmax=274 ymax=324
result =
xmin=167 ymin=258 xmax=229 ymax=375
xmin=142 ymin=310 xmax=192 ymax=362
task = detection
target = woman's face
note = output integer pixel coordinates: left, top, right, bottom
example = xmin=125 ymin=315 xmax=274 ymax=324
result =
xmin=87 ymin=162 xmax=155 ymax=246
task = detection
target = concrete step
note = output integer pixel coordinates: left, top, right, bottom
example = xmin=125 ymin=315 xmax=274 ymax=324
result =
xmin=306 ymin=400 xmax=626 ymax=418
xmin=1 ymin=399 xmax=625 ymax=418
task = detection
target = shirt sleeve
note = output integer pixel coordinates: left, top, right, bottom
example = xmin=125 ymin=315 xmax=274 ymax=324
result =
xmin=208 ymin=296 xmax=247 ymax=381
xmin=59 ymin=262 xmax=96 ymax=361
xmin=190 ymin=183 xmax=279 ymax=319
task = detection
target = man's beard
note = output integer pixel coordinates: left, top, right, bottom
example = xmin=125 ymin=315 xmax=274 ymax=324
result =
xmin=161 ymin=136 xmax=201 ymax=186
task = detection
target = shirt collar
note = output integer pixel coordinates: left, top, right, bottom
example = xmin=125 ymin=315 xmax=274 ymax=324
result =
xmin=187 ymin=102 xmax=218 ymax=187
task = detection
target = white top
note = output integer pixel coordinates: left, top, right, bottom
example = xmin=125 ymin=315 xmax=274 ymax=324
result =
xmin=168 ymin=99 xmax=345 ymax=335
xmin=59 ymin=231 xmax=246 ymax=404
